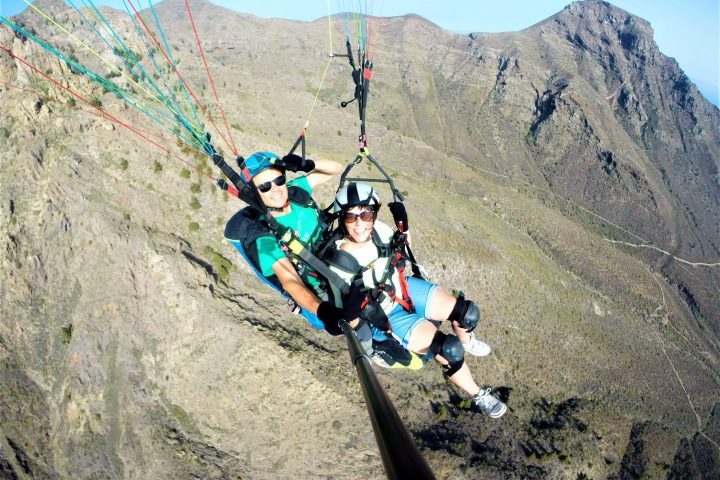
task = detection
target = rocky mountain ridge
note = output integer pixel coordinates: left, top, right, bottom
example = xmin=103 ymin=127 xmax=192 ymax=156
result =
xmin=1 ymin=0 xmax=718 ymax=478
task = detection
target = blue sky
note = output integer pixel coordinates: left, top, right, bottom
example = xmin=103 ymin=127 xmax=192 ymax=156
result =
xmin=2 ymin=0 xmax=718 ymax=105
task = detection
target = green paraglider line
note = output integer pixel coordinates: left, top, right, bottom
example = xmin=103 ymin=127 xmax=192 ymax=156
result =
xmin=120 ymin=0 xmax=204 ymax=148
xmin=0 ymin=17 xmax=157 ymax=124
xmin=140 ymin=0 xmax=203 ymax=135
xmin=69 ymin=0 xmax=199 ymax=142
xmin=184 ymin=0 xmax=238 ymax=156
xmin=124 ymin=0 xmax=236 ymax=155
xmin=0 ymin=44 xmax=215 ymax=181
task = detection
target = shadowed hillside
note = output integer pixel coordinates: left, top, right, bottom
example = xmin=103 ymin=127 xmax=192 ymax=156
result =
xmin=1 ymin=0 xmax=718 ymax=478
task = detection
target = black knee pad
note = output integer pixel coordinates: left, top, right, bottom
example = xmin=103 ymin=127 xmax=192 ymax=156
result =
xmin=428 ymin=331 xmax=465 ymax=377
xmin=449 ymin=297 xmax=480 ymax=332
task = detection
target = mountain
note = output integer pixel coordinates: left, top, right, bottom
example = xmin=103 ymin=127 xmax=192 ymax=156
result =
xmin=0 ymin=0 xmax=718 ymax=478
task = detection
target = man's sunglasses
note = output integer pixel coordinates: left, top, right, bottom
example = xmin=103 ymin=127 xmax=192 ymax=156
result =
xmin=343 ymin=209 xmax=376 ymax=223
xmin=256 ymin=175 xmax=287 ymax=193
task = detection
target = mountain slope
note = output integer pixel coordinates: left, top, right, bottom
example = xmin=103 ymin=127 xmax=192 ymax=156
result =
xmin=1 ymin=0 xmax=718 ymax=478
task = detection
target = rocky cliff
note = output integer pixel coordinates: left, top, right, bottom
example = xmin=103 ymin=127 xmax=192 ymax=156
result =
xmin=1 ymin=0 xmax=718 ymax=478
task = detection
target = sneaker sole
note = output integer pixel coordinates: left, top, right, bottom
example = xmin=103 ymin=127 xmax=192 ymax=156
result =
xmin=488 ymin=403 xmax=507 ymax=418
xmin=463 ymin=344 xmax=491 ymax=357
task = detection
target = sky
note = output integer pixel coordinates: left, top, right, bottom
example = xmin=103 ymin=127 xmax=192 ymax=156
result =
xmin=1 ymin=0 xmax=718 ymax=106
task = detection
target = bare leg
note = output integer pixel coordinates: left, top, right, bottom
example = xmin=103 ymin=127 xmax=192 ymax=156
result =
xmin=424 ymin=287 xmax=471 ymax=343
xmin=434 ymin=356 xmax=481 ymax=397
xmin=406 ymin=320 xmax=480 ymax=397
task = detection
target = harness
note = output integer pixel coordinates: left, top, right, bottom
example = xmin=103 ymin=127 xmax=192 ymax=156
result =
xmin=225 ymin=185 xmax=338 ymax=290
xmin=323 ymin=226 xmax=416 ymax=332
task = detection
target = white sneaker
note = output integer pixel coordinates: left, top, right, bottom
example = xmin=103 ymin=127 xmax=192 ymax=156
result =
xmin=473 ymin=388 xmax=507 ymax=418
xmin=370 ymin=352 xmax=393 ymax=368
xmin=462 ymin=331 xmax=491 ymax=357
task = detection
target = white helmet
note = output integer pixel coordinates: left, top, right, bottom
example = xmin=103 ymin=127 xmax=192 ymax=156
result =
xmin=332 ymin=182 xmax=381 ymax=213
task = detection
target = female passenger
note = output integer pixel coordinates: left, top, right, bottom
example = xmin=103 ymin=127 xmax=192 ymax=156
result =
xmin=327 ymin=183 xmax=507 ymax=418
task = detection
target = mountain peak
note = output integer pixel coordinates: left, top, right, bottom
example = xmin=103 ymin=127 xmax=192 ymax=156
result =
xmin=530 ymin=0 xmax=656 ymax=56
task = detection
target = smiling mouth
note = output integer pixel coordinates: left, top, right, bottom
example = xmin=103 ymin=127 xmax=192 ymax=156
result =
xmin=349 ymin=226 xmax=370 ymax=238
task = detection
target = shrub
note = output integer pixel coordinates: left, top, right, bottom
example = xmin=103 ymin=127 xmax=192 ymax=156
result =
xmin=203 ymin=246 xmax=233 ymax=282
xmin=61 ymin=324 xmax=73 ymax=345
xmin=189 ymin=197 xmax=201 ymax=210
xmin=119 ymin=158 xmax=129 ymax=170
xmin=153 ymin=161 xmax=163 ymax=173
xmin=188 ymin=222 xmax=200 ymax=231
xmin=180 ymin=167 xmax=191 ymax=179
xmin=190 ymin=183 xmax=201 ymax=193
xmin=436 ymin=404 xmax=447 ymax=421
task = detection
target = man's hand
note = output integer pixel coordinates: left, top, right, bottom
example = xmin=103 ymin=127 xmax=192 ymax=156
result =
xmin=277 ymin=153 xmax=315 ymax=173
xmin=316 ymin=285 xmax=366 ymax=335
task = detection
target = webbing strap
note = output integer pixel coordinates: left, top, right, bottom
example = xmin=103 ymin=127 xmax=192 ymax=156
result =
xmin=393 ymin=254 xmax=415 ymax=313
xmin=277 ymin=228 xmax=351 ymax=295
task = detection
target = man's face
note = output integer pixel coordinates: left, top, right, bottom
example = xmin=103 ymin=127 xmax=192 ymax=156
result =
xmin=253 ymin=168 xmax=288 ymax=209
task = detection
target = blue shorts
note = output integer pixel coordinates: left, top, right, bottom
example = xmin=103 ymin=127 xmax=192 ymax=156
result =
xmin=372 ymin=276 xmax=439 ymax=348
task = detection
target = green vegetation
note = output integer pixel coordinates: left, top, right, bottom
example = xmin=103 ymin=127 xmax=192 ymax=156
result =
xmin=204 ymin=246 xmax=233 ymax=282
xmin=180 ymin=167 xmax=191 ymax=179
xmin=60 ymin=324 xmax=73 ymax=345
xmin=89 ymin=97 xmax=102 ymax=108
xmin=119 ymin=158 xmax=129 ymax=170
xmin=189 ymin=197 xmax=201 ymax=210
xmin=153 ymin=160 xmax=163 ymax=173
xmin=188 ymin=222 xmax=200 ymax=231
xmin=436 ymin=404 xmax=447 ymax=421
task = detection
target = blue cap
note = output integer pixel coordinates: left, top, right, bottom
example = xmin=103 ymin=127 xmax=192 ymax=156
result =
xmin=243 ymin=151 xmax=282 ymax=183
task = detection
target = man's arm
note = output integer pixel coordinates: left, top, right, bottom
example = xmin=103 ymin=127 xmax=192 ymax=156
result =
xmin=305 ymin=158 xmax=342 ymax=190
xmin=272 ymin=257 xmax=322 ymax=314
xmin=272 ymin=256 xmax=363 ymax=333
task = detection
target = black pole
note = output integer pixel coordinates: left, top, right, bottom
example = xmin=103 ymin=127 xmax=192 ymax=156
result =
xmin=339 ymin=321 xmax=436 ymax=480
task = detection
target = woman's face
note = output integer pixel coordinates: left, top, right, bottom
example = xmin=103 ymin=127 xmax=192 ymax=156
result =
xmin=253 ymin=168 xmax=288 ymax=209
xmin=343 ymin=206 xmax=376 ymax=243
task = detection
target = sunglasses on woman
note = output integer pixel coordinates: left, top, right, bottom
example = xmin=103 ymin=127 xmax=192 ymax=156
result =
xmin=256 ymin=174 xmax=287 ymax=193
xmin=343 ymin=209 xmax=376 ymax=223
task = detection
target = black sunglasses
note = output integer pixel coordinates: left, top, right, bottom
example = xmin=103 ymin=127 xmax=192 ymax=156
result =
xmin=256 ymin=175 xmax=287 ymax=193
xmin=343 ymin=209 xmax=376 ymax=223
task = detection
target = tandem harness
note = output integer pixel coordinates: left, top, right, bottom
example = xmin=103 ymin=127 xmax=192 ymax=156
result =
xmin=214 ymin=150 xmax=352 ymax=329
xmin=323 ymin=227 xmax=417 ymax=332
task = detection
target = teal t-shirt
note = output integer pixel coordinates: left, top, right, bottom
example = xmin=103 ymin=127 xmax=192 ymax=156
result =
xmin=256 ymin=176 xmax=323 ymax=287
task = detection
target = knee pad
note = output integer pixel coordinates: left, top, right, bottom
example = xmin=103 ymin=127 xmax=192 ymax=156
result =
xmin=449 ymin=297 xmax=480 ymax=332
xmin=428 ymin=331 xmax=465 ymax=377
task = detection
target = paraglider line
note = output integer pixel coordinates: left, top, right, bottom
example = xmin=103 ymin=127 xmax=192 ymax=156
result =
xmin=184 ymin=0 xmax=238 ymax=156
xmin=0 ymin=45 xmax=215 ymax=182
xmin=125 ymin=0 xmax=235 ymax=155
